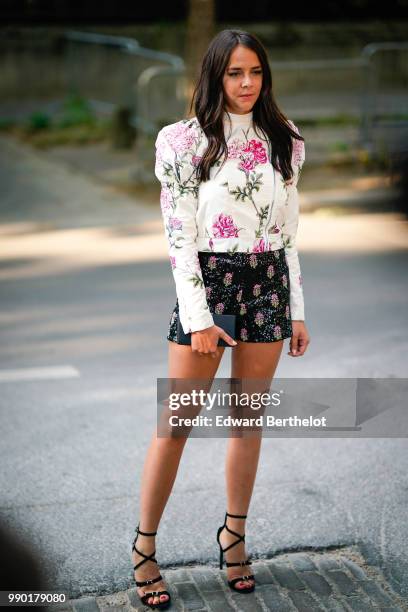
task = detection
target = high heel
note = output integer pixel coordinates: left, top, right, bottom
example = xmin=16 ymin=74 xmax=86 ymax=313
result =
xmin=216 ymin=511 xmax=255 ymax=593
xmin=131 ymin=523 xmax=172 ymax=610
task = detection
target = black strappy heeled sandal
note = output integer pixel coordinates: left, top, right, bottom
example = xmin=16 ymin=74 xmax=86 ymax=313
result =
xmin=216 ymin=511 xmax=255 ymax=593
xmin=131 ymin=523 xmax=172 ymax=610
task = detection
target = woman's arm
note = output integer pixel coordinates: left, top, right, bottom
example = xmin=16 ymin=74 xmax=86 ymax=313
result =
xmin=154 ymin=126 xmax=214 ymax=335
xmin=281 ymin=121 xmax=306 ymax=322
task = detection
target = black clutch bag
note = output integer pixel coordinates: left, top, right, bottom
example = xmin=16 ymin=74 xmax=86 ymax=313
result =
xmin=177 ymin=313 xmax=237 ymax=347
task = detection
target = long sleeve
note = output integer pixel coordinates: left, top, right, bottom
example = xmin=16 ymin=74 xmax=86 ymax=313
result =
xmin=281 ymin=121 xmax=305 ymax=321
xmin=154 ymin=125 xmax=214 ymax=334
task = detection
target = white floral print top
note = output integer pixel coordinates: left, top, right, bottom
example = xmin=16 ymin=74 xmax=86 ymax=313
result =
xmin=154 ymin=109 xmax=305 ymax=334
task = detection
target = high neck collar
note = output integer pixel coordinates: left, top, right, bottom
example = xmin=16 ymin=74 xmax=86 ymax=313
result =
xmin=223 ymin=108 xmax=253 ymax=127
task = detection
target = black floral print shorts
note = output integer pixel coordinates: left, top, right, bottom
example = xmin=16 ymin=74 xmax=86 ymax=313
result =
xmin=167 ymin=248 xmax=293 ymax=343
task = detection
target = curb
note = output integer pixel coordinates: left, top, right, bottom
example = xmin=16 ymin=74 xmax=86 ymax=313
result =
xmin=51 ymin=546 xmax=406 ymax=612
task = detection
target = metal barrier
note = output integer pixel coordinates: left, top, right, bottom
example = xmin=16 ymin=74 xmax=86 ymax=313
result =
xmin=360 ymin=42 xmax=408 ymax=156
xmin=63 ymin=31 xmax=408 ymax=159
xmin=63 ymin=30 xmax=184 ymax=132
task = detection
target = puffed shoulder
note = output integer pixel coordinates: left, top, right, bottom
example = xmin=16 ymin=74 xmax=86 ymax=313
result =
xmin=154 ymin=127 xmax=173 ymax=183
xmin=155 ymin=118 xmax=201 ymax=152
xmin=154 ymin=118 xmax=202 ymax=184
xmin=287 ymin=119 xmax=305 ymax=169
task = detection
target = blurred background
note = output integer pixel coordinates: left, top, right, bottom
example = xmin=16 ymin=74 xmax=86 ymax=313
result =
xmin=1 ymin=1 xmax=408 ymax=187
xmin=1 ymin=1 xmax=408 ymax=608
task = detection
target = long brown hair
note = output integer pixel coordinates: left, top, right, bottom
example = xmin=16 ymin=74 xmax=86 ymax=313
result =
xmin=188 ymin=28 xmax=304 ymax=184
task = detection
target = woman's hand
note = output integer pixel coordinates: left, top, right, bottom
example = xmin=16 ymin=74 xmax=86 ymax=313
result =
xmin=288 ymin=321 xmax=310 ymax=357
xmin=191 ymin=325 xmax=237 ymax=358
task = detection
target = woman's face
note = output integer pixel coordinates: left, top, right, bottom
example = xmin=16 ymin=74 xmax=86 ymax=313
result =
xmin=222 ymin=44 xmax=263 ymax=115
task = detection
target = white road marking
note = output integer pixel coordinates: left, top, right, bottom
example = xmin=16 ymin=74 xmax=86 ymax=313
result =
xmin=0 ymin=365 xmax=80 ymax=382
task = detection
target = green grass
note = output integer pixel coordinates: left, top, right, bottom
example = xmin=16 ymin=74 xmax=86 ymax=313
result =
xmin=0 ymin=93 xmax=113 ymax=147
xmin=14 ymin=120 xmax=111 ymax=148
xmin=0 ymin=118 xmax=16 ymax=131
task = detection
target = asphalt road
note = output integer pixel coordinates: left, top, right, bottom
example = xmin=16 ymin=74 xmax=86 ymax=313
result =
xmin=0 ymin=135 xmax=408 ymax=604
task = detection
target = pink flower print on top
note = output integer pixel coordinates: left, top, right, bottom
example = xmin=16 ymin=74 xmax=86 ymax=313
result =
xmin=240 ymin=303 xmax=247 ymax=315
xmin=253 ymin=284 xmax=261 ymax=297
xmin=165 ymin=122 xmax=199 ymax=155
xmin=239 ymin=155 xmax=256 ymax=174
xmin=205 ymin=286 xmax=212 ymax=298
xmin=215 ymin=302 xmax=225 ymax=314
xmin=191 ymin=155 xmax=202 ymax=167
xmin=271 ymin=293 xmax=279 ymax=308
xmin=255 ymin=312 xmax=264 ymax=327
xmin=273 ymin=325 xmax=282 ymax=340
xmin=240 ymin=328 xmax=248 ymax=341
xmin=238 ymin=140 xmax=268 ymax=173
xmin=292 ymin=136 xmax=304 ymax=168
xmin=247 ymin=140 xmax=268 ymax=163
xmin=160 ymin=186 xmax=172 ymax=215
xmin=282 ymin=274 xmax=288 ymax=288
xmin=223 ymin=272 xmax=233 ymax=286
xmin=285 ymin=304 xmax=290 ymax=319
xmin=168 ymin=217 xmax=182 ymax=231
xmin=212 ymin=213 xmax=239 ymax=238
xmin=285 ymin=127 xmax=304 ymax=186
xmin=227 ymin=139 xmax=245 ymax=159
xmin=252 ymin=237 xmax=267 ymax=253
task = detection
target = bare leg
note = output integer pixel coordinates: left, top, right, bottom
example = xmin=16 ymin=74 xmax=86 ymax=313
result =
xmin=133 ymin=341 xmax=225 ymax=606
xmin=218 ymin=339 xmax=284 ymax=590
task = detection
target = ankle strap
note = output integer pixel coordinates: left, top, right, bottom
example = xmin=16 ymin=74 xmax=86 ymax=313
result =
xmin=136 ymin=524 xmax=157 ymax=536
xmin=225 ymin=512 xmax=247 ymax=519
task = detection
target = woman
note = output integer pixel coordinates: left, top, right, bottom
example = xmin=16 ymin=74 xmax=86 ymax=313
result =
xmin=131 ymin=28 xmax=310 ymax=609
